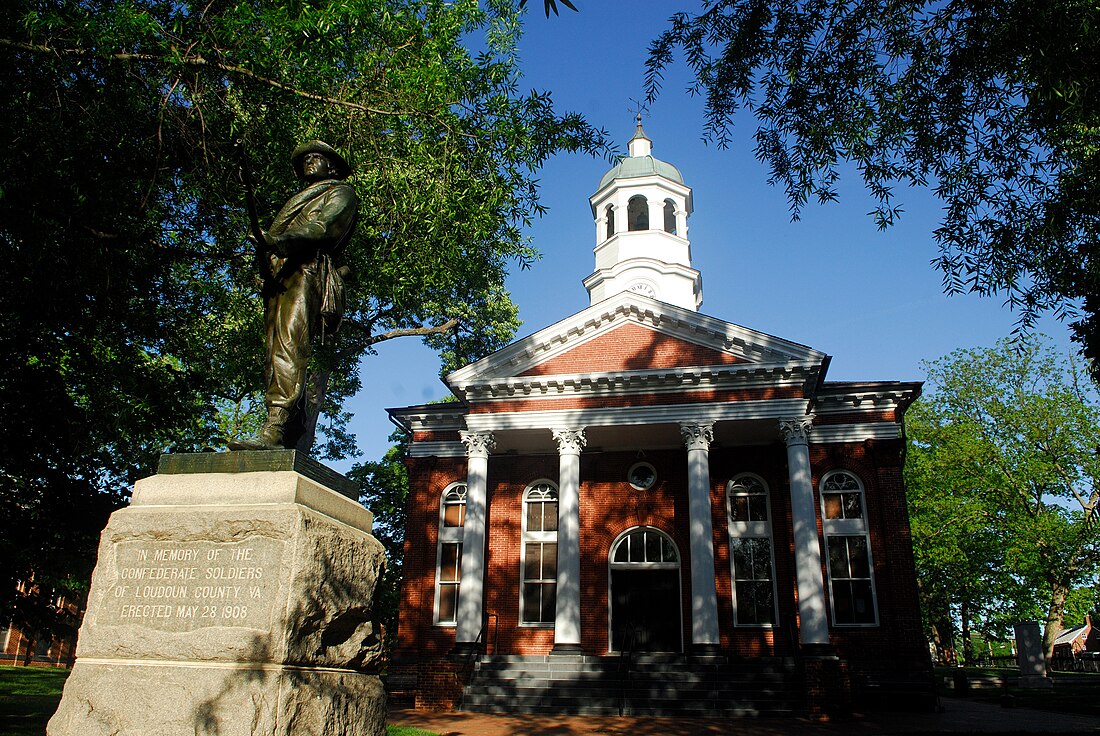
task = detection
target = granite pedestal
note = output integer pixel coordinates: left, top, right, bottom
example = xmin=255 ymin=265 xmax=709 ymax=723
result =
xmin=48 ymin=451 xmax=388 ymax=736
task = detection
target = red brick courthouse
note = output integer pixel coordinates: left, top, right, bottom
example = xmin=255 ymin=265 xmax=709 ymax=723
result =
xmin=389 ymin=122 xmax=931 ymax=716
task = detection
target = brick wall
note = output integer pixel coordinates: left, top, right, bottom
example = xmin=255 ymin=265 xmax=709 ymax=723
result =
xmin=519 ymin=322 xmax=746 ymax=376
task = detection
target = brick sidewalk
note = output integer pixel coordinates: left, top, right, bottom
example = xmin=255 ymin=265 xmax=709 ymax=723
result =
xmin=388 ymin=699 xmax=1100 ymax=735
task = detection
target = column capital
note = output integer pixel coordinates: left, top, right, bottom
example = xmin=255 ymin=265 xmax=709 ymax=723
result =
xmin=551 ymin=428 xmax=587 ymax=456
xmin=679 ymin=422 xmax=714 ymax=452
xmin=459 ymin=431 xmax=496 ymax=458
xmin=779 ymin=418 xmax=814 ymax=446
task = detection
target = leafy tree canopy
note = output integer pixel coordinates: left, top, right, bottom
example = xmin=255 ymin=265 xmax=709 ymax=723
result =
xmin=645 ymin=1 xmax=1100 ymax=374
xmin=906 ymin=336 xmax=1100 ymax=666
xmin=0 ymin=0 xmax=608 ymax=635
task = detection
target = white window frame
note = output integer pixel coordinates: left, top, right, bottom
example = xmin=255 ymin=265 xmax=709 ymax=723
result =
xmin=820 ymin=470 xmax=879 ymax=627
xmin=520 ymin=479 xmax=559 ymax=627
xmin=434 ymin=482 xmax=466 ymax=626
xmin=726 ymin=473 xmax=779 ymax=627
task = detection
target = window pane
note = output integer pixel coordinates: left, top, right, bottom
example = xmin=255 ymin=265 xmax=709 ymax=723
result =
xmin=748 ymin=495 xmax=768 ymax=521
xmin=613 ymin=540 xmax=629 ymax=563
xmin=751 ymin=540 xmax=772 ymax=580
xmin=828 ymin=537 xmax=850 ymax=577
xmin=543 ymin=543 xmax=557 ymax=577
xmin=645 ymin=531 xmax=661 ymax=562
xmin=543 ymin=501 xmax=558 ymax=531
xmin=843 ymin=492 xmax=863 ymax=519
xmin=851 ymin=581 xmax=875 ymax=623
xmin=832 ymin=581 xmax=855 ymax=624
xmin=730 ymin=496 xmax=749 ymax=522
xmin=847 ymin=537 xmax=871 ymax=577
xmin=439 ymin=585 xmax=458 ymax=623
xmin=522 ymin=583 xmax=541 ymax=622
xmin=443 ymin=503 xmax=465 ymax=527
xmin=824 ymin=494 xmax=843 ymax=519
xmin=524 ymin=543 xmax=541 ymax=579
xmin=541 ymin=583 xmax=557 ymax=622
xmin=629 ymin=533 xmax=645 ymax=562
xmin=526 ymin=502 xmax=542 ymax=532
xmin=440 ymin=543 xmax=462 ymax=582
xmin=661 ymin=540 xmax=679 ymax=562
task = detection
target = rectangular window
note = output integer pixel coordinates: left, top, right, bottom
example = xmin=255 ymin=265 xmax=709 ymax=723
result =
xmin=437 ymin=541 xmax=462 ymax=624
xmin=730 ymin=537 xmax=776 ymax=625
xmin=521 ymin=542 xmax=557 ymax=624
xmin=827 ymin=535 xmax=876 ymax=624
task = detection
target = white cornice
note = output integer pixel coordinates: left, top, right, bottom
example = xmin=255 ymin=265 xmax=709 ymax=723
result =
xmin=462 ymin=398 xmax=810 ymax=433
xmin=408 ymin=441 xmax=466 ymax=458
xmin=813 ymin=383 xmax=922 ymax=414
xmin=811 ymin=423 xmax=903 ymax=443
xmin=459 ymin=362 xmax=817 ymax=402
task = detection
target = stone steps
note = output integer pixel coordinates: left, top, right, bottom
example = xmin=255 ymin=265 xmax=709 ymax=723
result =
xmin=461 ymin=654 xmax=798 ymax=717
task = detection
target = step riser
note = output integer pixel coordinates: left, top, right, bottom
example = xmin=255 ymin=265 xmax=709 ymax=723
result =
xmin=462 ymin=656 xmax=797 ymax=718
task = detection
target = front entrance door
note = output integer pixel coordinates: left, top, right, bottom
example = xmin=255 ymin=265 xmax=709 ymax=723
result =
xmin=608 ymin=527 xmax=682 ymax=653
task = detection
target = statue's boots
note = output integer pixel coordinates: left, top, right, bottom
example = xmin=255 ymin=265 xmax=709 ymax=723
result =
xmin=227 ymin=407 xmax=288 ymax=451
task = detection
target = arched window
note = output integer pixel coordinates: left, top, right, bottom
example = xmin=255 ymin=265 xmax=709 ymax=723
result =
xmin=605 ymin=204 xmax=615 ymax=239
xmin=627 ymin=195 xmax=649 ymax=231
xmin=435 ymin=483 xmax=466 ymax=625
xmin=726 ymin=474 xmax=777 ymax=626
xmin=663 ymin=199 xmax=677 ymax=234
xmin=820 ymin=471 xmax=877 ymax=625
xmin=521 ymin=481 xmax=558 ymax=624
xmin=610 ymin=527 xmax=679 ymax=565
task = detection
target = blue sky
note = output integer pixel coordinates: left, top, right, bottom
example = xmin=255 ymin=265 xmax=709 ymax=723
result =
xmin=338 ymin=2 xmax=1076 ymax=469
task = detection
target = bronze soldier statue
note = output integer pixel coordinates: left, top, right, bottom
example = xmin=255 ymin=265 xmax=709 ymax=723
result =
xmin=230 ymin=140 xmax=358 ymax=451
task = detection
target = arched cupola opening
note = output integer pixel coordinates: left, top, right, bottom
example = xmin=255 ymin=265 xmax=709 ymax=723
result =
xmin=663 ymin=199 xmax=677 ymax=234
xmin=605 ymin=204 xmax=615 ymax=239
xmin=628 ymin=195 xmax=649 ymax=231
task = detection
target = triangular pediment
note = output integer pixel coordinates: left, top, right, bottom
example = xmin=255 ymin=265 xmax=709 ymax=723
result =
xmin=446 ymin=292 xmax=828 ymax=393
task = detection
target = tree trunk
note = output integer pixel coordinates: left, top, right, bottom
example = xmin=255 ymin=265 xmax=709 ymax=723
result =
xmin=960 ymin=599 xmax=974 ymax=665
xmin=1042 ymin=582 xmax=1070 ymax=673
xmin=931 ymin=614 xmax=955 ymax=664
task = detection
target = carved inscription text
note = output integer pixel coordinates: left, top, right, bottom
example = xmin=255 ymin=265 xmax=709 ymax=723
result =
xmin=104 ymin=538 xmax=284 ymax=632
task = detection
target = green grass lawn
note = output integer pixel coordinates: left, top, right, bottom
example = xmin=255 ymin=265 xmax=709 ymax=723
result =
xmin=0 ymin=665 xmax=438 ymax=736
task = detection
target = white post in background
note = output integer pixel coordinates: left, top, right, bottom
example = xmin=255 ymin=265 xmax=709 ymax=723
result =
xmin=779 ymin=418 xmax=830 ymax=647
xmin=455 ymin=431 xmax=495 ymax=650
xmin=680 ymin=422 xmax=721 ymax=653
xmin=551 ymin=427 xmax=586 ymax=653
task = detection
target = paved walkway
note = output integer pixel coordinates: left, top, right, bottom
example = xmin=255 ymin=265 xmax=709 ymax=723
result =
xmin=389 ymin=700 xmax=1100 ymax=735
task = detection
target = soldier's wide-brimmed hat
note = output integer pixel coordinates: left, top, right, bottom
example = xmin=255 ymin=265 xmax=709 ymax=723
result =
xmin=291 ymin=140 xmax=352 ymax=180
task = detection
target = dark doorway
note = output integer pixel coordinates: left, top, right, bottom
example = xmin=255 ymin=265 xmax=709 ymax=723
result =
xmin=610 ymin=569 xmax=682 ymax=652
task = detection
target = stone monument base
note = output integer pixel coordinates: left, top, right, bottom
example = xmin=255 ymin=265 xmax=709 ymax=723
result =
xmin=48 ymin=451 xmax=387 ymax=736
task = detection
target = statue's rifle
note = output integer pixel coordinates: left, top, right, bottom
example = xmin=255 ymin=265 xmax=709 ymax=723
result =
xmin=236 ymin=141 xmax=273 ymax=283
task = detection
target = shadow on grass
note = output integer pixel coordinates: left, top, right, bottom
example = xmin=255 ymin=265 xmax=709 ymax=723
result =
xmin=0 ymin=666 xmax=69 ymax=736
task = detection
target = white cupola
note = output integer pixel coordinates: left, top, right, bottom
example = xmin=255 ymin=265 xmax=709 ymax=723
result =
xmin=583 ymin=117 xmax=701 ymax=310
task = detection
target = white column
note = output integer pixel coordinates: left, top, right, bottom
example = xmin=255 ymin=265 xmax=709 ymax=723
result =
xmin=680 ymin=422 xmax=721 ymax=651
xmin=455 ymin=430 xmax=495 ymax=649
xmin=551 ymin=427 xmax=586 ymax=653
xmin=779 ymin=418 xmax=830 ymax=646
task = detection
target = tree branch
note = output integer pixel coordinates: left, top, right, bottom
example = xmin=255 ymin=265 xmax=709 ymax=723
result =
xmin=0 ymin=38 xmax=407 ymax=117
xmin=363 ymin=318 xmax=459 ymax=347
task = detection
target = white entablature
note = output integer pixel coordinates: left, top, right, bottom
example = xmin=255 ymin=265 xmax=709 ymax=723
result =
xmin=586 ymin=118 xmax=702 ymax=310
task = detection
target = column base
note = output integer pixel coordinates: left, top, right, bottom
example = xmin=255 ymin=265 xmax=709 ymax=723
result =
xmin=450 ymin=641 xmax=483 ymax=656
xmin=692 ymin=643 xmax=723 ymax=656
xmin=550 ymin=643 xmax=584 ymax=655
xmin=800 ymin=642 xmax=837 ymax=658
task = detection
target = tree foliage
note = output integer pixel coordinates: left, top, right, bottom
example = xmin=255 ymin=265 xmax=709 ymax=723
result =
xmin=906 ymin=337 xmax=1100 ymax=667
xmin=0 ymin=0 xmax=607 ymax=635
xmin=645 ymin=1 xmax=1100 ymax=373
